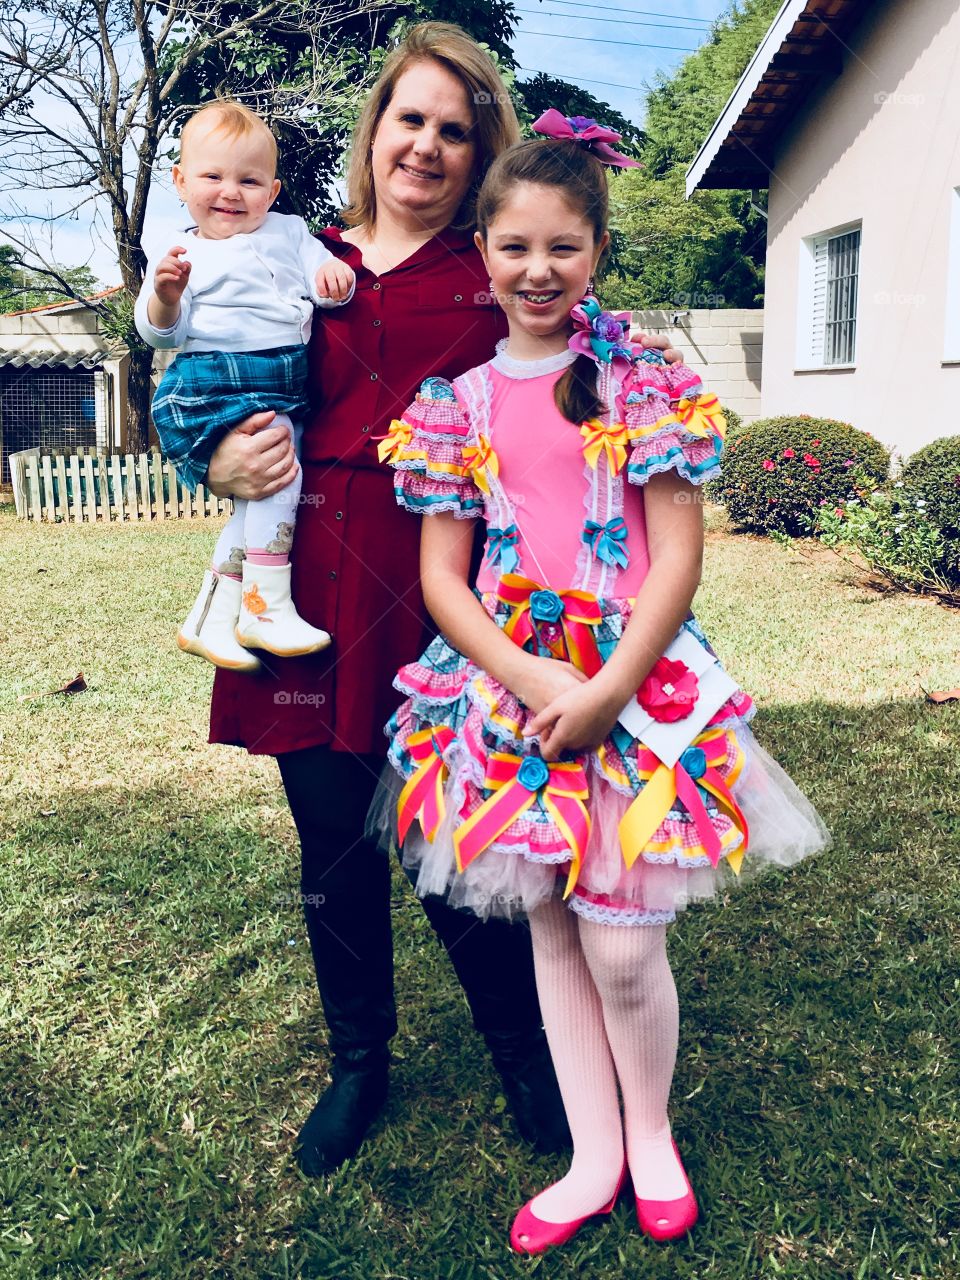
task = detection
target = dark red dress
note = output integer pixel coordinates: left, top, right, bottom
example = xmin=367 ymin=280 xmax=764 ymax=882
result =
xmin=209 ymin=226 xmax=507 ymax=756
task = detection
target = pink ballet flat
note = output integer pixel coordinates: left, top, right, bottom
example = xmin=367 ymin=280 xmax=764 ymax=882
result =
xmin=510 ymin=1162 xmax=627 ymax=1255
xmin=634 ymin=1139 xmax=699 ymax=1242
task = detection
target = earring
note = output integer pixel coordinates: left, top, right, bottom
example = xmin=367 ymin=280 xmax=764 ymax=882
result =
xmin=587 ymin=277 xmax=595 ymax=294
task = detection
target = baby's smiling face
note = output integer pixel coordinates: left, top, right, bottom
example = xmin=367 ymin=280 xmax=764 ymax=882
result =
xmin=173 ymin=115 xmax=281 ymax=240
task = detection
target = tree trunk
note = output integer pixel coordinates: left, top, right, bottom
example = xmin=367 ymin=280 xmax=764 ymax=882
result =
xmin=124 ymin=337 xmax=153 ymax=454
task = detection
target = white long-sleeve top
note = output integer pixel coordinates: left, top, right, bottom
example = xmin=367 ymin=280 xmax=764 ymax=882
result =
xmin=134 ymin=211 xmax=353 ymax=352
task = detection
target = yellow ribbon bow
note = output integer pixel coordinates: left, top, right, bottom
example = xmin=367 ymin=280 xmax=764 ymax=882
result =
xmin=377 ymin=418 xmax=415 ymax=465
xmin=462 ymin=434 xmax=500 ymax=495
xmin=579 ymin=419 xmax=633 ymax=475
xmin=676 ymin=393 xmax=727 ymax=441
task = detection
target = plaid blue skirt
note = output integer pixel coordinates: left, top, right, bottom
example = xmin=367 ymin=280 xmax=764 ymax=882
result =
xmin=152 ymin=345 xmax=308 ymax=492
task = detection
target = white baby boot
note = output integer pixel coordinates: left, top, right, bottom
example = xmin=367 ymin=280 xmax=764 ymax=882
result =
xmin=177 ymin=570 xmax=262 ymax=672
xmin=235 ymin=561 xmax=332 ymax=656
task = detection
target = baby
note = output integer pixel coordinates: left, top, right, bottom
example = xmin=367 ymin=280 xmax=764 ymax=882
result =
xmin=135 ymin=100 xmax=355 ymax=671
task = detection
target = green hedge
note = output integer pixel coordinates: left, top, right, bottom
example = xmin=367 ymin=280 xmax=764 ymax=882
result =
xmin=899 ymin=434 xmax=960 ymax=579
xmin=712 ymin=416 xmax=890 ymax=536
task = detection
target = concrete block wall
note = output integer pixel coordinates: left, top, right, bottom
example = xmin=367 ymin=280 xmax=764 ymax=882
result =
xmin=629 ymin=308 xmax=764 ymax=423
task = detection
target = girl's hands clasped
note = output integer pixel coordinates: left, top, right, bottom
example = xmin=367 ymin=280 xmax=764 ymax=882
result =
xmin=524 ymin=674 xmax=626 ymax=763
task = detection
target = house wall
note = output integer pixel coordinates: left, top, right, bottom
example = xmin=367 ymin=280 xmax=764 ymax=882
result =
xmin=631 ymin=308 xmax=763 ymax=422
xmin=762 ymin=0 xmax=960 ymax=458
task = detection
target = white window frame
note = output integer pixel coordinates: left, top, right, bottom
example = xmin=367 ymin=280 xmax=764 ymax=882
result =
xmin=944 ymin=187 xmax=960 ymax=362
xmin=796 ymin=221 xmax=861 ymax=370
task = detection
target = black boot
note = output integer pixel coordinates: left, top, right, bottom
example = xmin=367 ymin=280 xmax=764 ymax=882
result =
xmin=278 ymin=748 xmax=398 ymax=1176
xmin=294 ymin=1047 xmax=390 ymax=1176
xmin=484 ymin=1026 xmax=572 ymax=1153
xmin=415 ymin=890 xmax=572 ymax=1153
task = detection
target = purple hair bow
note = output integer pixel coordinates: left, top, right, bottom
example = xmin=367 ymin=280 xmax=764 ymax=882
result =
xmin=532 ymin=109 xmax=641 ymax=169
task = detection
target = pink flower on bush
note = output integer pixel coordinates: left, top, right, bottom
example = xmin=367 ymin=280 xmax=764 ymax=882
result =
xmin=843 ymin=458 xmax=855 ymax=468
xmin=637 ymin=657 xmax=699 ymax=723
xmin=803 ymin=453 xmax=820 ymax=469
xmin=762 ymin=458 xmax=776 ymax=471
xmin=834 ymin=507 xmax=845 ymax=517
xmin=782 ymin=448 xmax=795 ymax=459
xmin=810 ymin=438 xmax=821 ymax=447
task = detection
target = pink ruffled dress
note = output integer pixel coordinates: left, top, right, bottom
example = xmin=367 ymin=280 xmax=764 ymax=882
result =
xmin=367 ymin=343 xmax=829 ymax=926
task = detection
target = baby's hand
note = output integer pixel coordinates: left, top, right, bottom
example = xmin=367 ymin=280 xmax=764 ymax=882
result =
xmin=315 ymin=259 xmax=355 ymax=304
xmin=153 ymin=247 xmax=191 ymax=306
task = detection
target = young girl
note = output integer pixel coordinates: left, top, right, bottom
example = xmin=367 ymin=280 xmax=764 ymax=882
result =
xmin=369 ymin=120 xmax=829 ymax=1253
xmin=136 ymin=101 xmax=355 ymax=671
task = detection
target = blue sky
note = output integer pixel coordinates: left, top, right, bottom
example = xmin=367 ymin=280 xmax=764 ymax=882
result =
xmin=512 ymin=0 xmax=731 ymax=125
xmin=6 ymin=0 xmax=734 ymax=286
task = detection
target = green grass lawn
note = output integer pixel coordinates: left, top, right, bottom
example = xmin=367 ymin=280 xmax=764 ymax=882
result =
xmin=1 ymin=506 xmax=958 ymax=1279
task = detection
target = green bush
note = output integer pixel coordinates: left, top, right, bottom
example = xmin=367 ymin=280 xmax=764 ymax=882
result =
xmin=712 ymin=415 xmax=890 ymax=536
xmin=899 ymin=435 xmax=960 ymax=579
xmin=818 ymin=492 xmax=955 ymax=594
xmin=720 ymin=405 xmax=743 ymax=437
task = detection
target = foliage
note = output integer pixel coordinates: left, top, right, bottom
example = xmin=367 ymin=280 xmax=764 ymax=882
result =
xmin=604 ymin=0 xmax=783 ymax=309
xmin=720 ymin=404 xmax=743 ymax=437
xmin=0 ymin=0 xmax=385 ymax=450
xmin=712 ymin=415 xmax=890 ymax=536
xmin=0 ymin=245 xmax=100 ymax=314
xmin=817 ymin=489 xmax=957 ymax=598
xmin=899 ymin=434 xmax=960 ymax=579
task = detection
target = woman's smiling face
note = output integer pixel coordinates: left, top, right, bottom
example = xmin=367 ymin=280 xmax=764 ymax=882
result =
xmin=370 ymin=59 xmax=478 ymax=230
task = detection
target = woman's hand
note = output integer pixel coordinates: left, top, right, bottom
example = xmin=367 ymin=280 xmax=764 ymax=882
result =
xmin=512 ymin=657 xmax=589 ymax=718
xmin=524 ymin=677 xmax=625 ymax=762
xmin=205 ymin=412 xmax=299 ymax=499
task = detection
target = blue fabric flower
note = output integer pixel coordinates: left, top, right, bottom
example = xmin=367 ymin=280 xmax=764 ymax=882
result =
xmin=680 ymin=746 xmax=707 ymax=780
xmin=529 ymin=589 xmax=565 ymax=623
xmin=517 ymin=756 xmax=550 ymax=792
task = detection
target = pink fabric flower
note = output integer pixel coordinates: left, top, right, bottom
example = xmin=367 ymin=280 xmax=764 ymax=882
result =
xmin=637 ymin=657 xmax=699 ymax=723
xmin=531 ymin=109 xmax=642 ymax=168
xmin=762 ymin=459 xmax=776 ymax=471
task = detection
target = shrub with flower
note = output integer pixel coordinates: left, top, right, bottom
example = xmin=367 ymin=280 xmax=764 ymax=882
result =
xmin=817 ymin=490 xmax=955 ymax=595
xmin=817 ymin=434 xmax=960 ymax=597
xmin=710 ymin=416 xmax=890 ymax=536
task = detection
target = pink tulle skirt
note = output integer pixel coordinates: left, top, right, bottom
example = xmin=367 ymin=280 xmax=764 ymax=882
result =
xmin=367 ymin=604 xmax=830 ymax=927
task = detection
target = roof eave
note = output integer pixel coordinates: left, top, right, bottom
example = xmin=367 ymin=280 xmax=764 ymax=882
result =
xmin=685 ymin=0 xmax=811 ymax=197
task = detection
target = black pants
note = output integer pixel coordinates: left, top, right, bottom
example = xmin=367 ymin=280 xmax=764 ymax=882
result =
xmin=277 ymin=744 xmax=544 ymax=1056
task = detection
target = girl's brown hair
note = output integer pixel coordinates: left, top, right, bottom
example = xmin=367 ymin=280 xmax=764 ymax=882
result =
xmin=476 ymin=139 xmax=610 ymax=425
xmin=342 ymin=22 xmax=521 ymax=230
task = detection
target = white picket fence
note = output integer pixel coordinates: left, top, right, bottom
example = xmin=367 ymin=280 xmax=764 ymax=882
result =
xmin=9 ymin=447 xmax=231 ymax=522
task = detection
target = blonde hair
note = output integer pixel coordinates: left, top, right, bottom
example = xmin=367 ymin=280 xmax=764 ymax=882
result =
xmin=342 ymin=22 xmax=520 ymax=230
xmin=180 ymin=101 xmax=278 ymax=173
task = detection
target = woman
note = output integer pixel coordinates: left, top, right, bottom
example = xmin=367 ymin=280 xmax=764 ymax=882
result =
xmin=205 ymin=22 xmax=677 ymax=1176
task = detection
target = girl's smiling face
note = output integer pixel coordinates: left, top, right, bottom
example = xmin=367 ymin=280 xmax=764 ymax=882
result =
xmin=476 ymin=183 xmax=609 ymax=359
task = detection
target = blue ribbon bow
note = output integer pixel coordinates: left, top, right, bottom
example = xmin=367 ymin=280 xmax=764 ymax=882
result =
xmin=486 ymin=524 xmax=521 ymax=574
xmin=582 ymin=517 xmax=630 ymax=569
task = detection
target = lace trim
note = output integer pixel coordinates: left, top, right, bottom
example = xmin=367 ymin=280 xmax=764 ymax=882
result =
xmin=491 ymin=341 xmax=578 ymax=380
xmin=568 ymin=897 xmax=677 ymax=927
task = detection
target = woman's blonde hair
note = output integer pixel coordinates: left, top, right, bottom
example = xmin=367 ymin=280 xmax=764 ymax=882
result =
xmin=342 ymin=22 xmax=520 ymax=230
